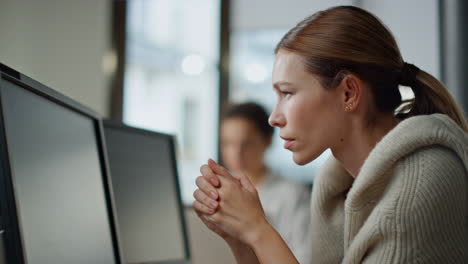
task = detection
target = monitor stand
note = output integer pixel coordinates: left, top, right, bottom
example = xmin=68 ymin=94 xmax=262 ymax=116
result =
xmin=0 ymin=230 xmax=7 ymax=264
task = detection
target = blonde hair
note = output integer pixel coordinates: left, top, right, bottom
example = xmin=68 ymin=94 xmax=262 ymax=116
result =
xmin=276 ymin=6 xmax=467 ymax=131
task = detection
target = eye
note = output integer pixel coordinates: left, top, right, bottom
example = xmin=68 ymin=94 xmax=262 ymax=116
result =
xmin=280 ymin=90 xmax=293 ymax=97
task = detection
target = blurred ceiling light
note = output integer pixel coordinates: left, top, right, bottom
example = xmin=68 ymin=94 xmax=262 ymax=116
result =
xmin=244 ymin=63 xmax=268 ymax=83
xmin=181 ymin=54 xmax=205 ymax=75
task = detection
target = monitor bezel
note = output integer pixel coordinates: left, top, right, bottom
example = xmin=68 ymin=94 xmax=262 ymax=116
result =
xmin=0 ymin=63 xmax=124 ymax=264
xmin=103 ymin=120 xmax=191 ymax=264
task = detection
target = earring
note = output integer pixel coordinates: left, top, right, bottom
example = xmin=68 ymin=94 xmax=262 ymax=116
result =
xmin=345 ymin=104 xmax=352 ymax=111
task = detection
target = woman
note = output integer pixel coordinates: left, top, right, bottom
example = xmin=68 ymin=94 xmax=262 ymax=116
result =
xmin=219 ymin=102 xmax=311 ymax=263
xmin=193 ymin=6 xmax=468 ymax=263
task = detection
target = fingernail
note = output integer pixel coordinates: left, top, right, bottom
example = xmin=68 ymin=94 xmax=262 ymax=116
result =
xmin=210 ymin=201 xmax=218 ymax=208
xmin=210 ymin=178 xmax=218 ymax=186
xmin=210 ymin=191 xmax=218 ymax=199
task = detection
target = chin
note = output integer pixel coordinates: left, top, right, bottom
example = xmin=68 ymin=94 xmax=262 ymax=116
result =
xmin=292 ymin=150 xmax=323 ymax=166
xmin=292 ymin=153 xmax=312 ymax=166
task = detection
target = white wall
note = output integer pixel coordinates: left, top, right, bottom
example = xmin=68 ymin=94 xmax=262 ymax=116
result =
xmin=232 ymin=0 xmax=356 ymax=30
xmin=0 ymin=0 xmax=112 ymax=117
xmin=360 ymin=0 xmax=440 ymax=79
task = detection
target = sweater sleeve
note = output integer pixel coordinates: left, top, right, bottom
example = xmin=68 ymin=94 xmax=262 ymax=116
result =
xmin=363 ymin=147 xmax=467 ymax=263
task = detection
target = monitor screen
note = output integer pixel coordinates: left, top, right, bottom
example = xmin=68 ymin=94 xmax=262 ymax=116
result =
xmin=0 ymin=230 xmax=6 ymax=264
xmin=0 ymin=73 xmax=120 ymax=263
xmin=103 ymin=123 xmax=189 ymax=264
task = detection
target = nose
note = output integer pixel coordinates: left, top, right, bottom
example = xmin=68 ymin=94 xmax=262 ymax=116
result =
xmin=269 ymin=104 xmax=285 ymax=128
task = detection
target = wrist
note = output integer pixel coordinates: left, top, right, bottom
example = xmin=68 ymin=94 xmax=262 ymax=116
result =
xmin=226 ymin=237 xmax=251 ymax=255
xmin=225 ymin=236 xmax=242 ymax=247
xmin=244 ymin=218 xmax=273 ymax=247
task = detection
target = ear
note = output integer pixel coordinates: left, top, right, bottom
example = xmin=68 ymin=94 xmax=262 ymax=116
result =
xmin=339 ymin=74 xmax=363 ymax=112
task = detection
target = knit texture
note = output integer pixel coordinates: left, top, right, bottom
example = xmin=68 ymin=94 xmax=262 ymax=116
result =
xmin=310 ymin=114 xmax=468 ymax=263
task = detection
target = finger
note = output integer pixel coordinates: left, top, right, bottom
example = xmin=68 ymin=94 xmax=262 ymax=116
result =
xmin=200 ymin=213 xmax=215 ymax=224
xmin=200 ymin=164 xmax=220 ymax=187
xmin=237 ymin=172 xmax=256 ymax=193
xmin=199 ymin=215 xmax=217 ymax=231
xmin=193 ymin=189 xmax=218 ymax=210
xmin=193 ymin=200 xmax=215 ymax=215
xmin=208 ymin=159 xmax=233 ymax=178
xmin=195 ymin=176 xmax=219 ymax=200
xmin=230 ymin=171 xmax=255 ymax=193
xmin=231 ymin=172 xmax=242 ymax=181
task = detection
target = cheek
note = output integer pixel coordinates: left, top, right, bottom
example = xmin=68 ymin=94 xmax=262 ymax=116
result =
xmin=287 ymin=96 xmax=317 ymax=129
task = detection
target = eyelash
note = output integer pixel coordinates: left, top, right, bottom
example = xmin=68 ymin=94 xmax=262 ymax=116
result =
xmin=280 ymin=91 xmax=293 ymax=97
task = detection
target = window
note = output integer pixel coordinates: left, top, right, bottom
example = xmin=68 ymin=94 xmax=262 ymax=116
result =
xmin=123 ymin=0 xmax=221 ymax=204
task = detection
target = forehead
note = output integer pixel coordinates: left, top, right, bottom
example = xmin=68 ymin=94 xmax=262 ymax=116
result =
xmin=272 ymin=50 xmax=308 ymax=84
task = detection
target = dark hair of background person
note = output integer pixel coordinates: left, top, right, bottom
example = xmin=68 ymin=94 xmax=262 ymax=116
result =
xmin=221 ymin=102 xmax=274 ymax=139
xmin=275 ymin=5 xmax=467 ymax=131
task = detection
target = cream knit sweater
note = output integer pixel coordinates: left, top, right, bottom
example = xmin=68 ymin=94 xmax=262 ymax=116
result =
xmin=310 ymin=114 xmax=468 ymax=263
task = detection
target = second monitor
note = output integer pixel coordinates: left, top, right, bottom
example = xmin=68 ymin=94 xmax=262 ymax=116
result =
xmin=103 ymin=122 xmax=190 ymax=264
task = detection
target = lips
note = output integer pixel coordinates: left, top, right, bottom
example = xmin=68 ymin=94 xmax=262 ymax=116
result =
xmin=280 ymin=136 xmax=295 ymax=150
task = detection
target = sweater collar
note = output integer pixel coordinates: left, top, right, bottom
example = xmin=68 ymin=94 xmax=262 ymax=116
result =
xmin=342 ymin=114 xmax=468 ymax=210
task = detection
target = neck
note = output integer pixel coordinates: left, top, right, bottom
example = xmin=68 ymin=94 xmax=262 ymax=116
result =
xmin=332 ymin=114 xmax=399 ymax=178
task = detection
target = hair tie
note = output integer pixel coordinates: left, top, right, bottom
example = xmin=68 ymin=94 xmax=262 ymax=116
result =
xmin=399 ymin=62 xmax=419 ymax=87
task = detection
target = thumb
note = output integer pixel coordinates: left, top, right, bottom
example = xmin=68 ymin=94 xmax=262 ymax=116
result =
xmin=208 ymin=159 xmax=233 ymax=178
xmin=208 ymin=159 xmax=256 ymax=192
xmin=236 ymin=171 xmax=256 ymax=193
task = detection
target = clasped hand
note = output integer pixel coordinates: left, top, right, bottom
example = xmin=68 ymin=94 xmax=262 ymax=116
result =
xmin=193 ymin=159 xmax=268 ymax=245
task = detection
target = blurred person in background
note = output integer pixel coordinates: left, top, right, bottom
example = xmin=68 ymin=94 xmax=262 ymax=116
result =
xmin=218 ymin=102 xmax=311 ymax=264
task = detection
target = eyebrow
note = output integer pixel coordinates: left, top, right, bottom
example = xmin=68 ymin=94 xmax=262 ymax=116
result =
xmin=272 ymin=81 xmax=293 ymax=90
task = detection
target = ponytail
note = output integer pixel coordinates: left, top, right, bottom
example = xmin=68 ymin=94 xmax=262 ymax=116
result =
xmin=396 ymin=64 xmax=468 ymax=132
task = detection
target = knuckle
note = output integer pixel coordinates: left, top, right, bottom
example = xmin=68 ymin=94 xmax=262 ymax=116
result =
xmin=195 ymin=201 xmax=212 ymax=214
xmin=193 ymin=201 xmax=201 ymax=211
xmin=195 ymin=176 xmax=206 ymax=187
xmin=195 ymin=202 xmax=207 ymax=213
xmin=200 ymin=164 xmax=209 ymax=174
xmin=195 ymin=176 xmax=202 ymax=186
xmin=210 ymin=213 xmax=220 ymax=223
xmin=193 ymin=189 xmax=202 ymax=200
xmin=203 ymin=194 xmax=212 ymax=204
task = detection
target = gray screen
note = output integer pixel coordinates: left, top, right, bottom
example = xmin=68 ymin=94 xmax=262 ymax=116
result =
xmin=104 ymin=127 xmax=186 ymax=264
xmin=0 ymin=80 xmax=117 ymax=264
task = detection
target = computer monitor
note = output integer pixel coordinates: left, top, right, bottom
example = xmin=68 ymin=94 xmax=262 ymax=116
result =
xmin=103 ymin=122 xmax=190 ymax=264
xmin=0 ymin=63 xmax=123 ymax=264
xmin=0 ymin=230 xmax=6 ymax=264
